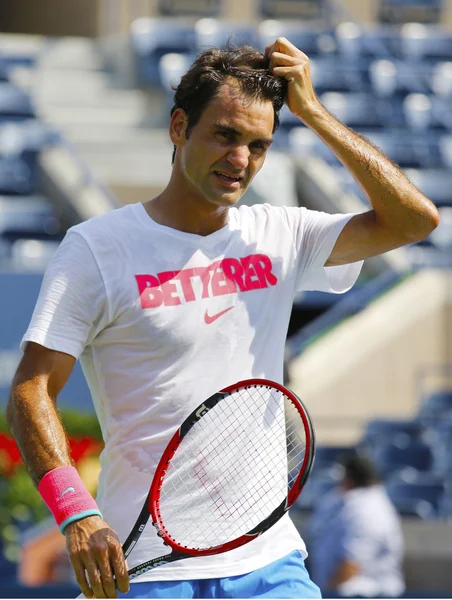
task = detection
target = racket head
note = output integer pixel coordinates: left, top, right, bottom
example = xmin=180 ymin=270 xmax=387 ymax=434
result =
xmin=148 ymin=378 xmax=315 ymax=558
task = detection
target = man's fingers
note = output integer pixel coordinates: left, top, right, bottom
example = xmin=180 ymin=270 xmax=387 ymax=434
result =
xmin=96 ymin=556 xmax=117 ymax=599
xmin=85 ymin=562 xmax=108 ymax=599
xmin=265 ymin=37 xmax=307 ymax=59
xmin=110 ymin=545 xmax=130 ymax=594
xmin=71 ymin=557 xmax=94 ymax=598
xmin=269 ymin=51 xmax=301 ymax=70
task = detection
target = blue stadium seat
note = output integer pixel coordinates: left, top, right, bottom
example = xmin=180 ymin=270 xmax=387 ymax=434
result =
xmin=259 ymin=0 xmax=325 ymax=20
xmin=385 ymin=469 xmax=447 ymax=518
xmin=361 ymin=418 xmax=423 ymax=451
xmin=0 ymin=157 xmax=36 ymax=195
xmin=159 ymin=53 xmax=195 ymax=93
xmin=0 ymin=83 xmax=34 ymax=121
xmin=311 ymin=57 xmax=371 ymax=94
xmin=293 ymin=466 xmax=342 ymax=511
xmin=130 ymin=18 xmax=195 ymax=86
xmin=401 ymin=24 xmax=452 ymax=62
xmin=370 ymin=438 xmax=434 ymax=476
xmin=364 ymin=131 xmax=444 ymax=168
xmin=380 ymin=0 xmax=442 ymax=25
xmin=431 ymin=61 xmax=452 ymax=97
xmin=369 ymin=60 xmax=432 ymax=97
xmin=404 ymin=169 xmax=452 ymax=207
xmin=257 ymin=21 xmax=336 ymax=56
xmin=313 ymin=446 xmax=355 ymax=471
xmin=335 ymin=23 xmax=401 ymax=60
xmin=320 ymin=91 xmax=406 ymax=129
xmin=194 ymin=19 xmax=258 ymax=51
xmin=287 ymin=127 xmax=340 ymax=165
xmin=419 ymin=390 xmax=452 ymax=423
xmin=158 ymin=0 xmax=221 ymax=16
xmin=0 ymin=196 xmax=64 ymax=244
xmin=438 ymin=493 xmax=452 ymax=519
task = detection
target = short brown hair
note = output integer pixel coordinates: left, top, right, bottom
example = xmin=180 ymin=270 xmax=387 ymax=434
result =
xmin=170 ymin=45 xmax=287 ymax=163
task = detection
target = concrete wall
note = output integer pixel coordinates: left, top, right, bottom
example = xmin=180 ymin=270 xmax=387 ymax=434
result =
xmin=288 ymin=270 xmax=452 ymax=445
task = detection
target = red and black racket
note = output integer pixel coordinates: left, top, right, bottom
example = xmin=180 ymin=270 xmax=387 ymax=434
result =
xmin=122 ymin=378 xmax=315 ymax=580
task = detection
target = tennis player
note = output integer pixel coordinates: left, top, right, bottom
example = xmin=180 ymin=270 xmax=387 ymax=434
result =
xmin=7 ymin=38 xmax=439 ymax=599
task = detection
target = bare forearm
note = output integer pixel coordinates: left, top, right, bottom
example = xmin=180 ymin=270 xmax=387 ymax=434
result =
xmin=302 ymin=103 xmax=439 ymax=240
xmin=7 ymin=379 xmax=72 ymax=486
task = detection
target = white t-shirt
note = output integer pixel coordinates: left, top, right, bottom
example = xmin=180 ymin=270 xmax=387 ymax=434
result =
xmin=21 ymin=202 xmax=362 ymax=582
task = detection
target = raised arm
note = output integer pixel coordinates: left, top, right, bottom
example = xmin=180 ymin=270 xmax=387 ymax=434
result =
xmin=267 ymin=37 xmax=440 ymax=266
xmin=7 ymin=342 xmax=129 ymax=598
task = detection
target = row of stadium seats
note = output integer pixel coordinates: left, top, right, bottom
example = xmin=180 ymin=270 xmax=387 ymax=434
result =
xmin=131 ymin=19 xmax=452 ymax=87
xmin=146 ymin=0 xmax=444 ymax=24
xmin=294 ymin=388 xmax=452 ymax=519
xmin=0 ymin=55 xmax=65 ymax=269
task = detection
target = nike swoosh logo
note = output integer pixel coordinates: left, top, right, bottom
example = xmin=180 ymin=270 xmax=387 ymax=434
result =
xmin=58 ymin=486 xmax=75 ymax=499
xmin=204 ymin=306 xmax=234 ymax=324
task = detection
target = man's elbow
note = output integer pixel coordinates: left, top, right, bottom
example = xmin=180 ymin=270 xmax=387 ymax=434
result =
xmin=403 ymin=201 xmax=440 ymax=244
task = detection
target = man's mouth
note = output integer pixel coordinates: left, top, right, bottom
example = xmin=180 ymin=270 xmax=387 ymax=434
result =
xmin=213 ymin=171 xmax=243 ymax=186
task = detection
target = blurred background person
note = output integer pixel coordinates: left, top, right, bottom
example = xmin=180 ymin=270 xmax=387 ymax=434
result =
xmin=305 ymin=452 xmax=405 ymax=598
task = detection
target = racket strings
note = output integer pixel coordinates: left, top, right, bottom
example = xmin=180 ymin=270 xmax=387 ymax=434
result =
xmin=158 ymin=386 xmax=307 ymax=550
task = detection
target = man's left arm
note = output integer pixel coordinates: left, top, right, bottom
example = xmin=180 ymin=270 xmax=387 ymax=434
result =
xmin=267 ymin=37 xmax=440 ymax=267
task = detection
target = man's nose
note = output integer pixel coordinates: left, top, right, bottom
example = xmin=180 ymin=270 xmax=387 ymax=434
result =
xmin=226 ymin=145 xmax=249 ymax=170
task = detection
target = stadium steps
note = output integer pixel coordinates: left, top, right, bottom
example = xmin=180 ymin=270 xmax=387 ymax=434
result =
xmin=288 ymin=269 xmax=452 ymax=446
xmin=11 ymin=37 xmax=171 ymax=202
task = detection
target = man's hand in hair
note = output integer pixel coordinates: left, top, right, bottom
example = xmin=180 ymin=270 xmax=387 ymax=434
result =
xmin=265 ymin=37 xmax=321 ymax=121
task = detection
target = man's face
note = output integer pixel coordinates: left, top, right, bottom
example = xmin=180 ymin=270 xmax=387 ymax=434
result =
xmin=172 ymin=80 xmax=275 ymax=208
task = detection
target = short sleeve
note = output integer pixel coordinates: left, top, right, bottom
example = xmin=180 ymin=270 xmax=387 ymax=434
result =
xmin=20 ymin=230 xmax=110 ymax=360
xmin=281 ymin=206 xmax=363 ymax=293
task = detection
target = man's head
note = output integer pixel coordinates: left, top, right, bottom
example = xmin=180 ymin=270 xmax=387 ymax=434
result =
xmin=168 ymin=45 xmax=287 ymax=208
xmin=339 ymin=453 xmax=380 ymax=491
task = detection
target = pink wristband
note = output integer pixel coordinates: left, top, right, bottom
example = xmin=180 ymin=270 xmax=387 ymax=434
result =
xmin=38 ymin=465 xmax=102 ymax=534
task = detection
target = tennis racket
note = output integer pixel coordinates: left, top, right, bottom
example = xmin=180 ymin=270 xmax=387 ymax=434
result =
xmin=122 ymin=378 xmax=315 ymax=580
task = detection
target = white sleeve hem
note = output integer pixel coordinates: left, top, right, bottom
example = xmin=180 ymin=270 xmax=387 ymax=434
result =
xmin=20 ymin=332 xmax=83 ymax=360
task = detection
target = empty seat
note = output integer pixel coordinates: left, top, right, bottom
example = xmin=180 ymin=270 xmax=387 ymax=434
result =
xmin=0 ymin=195 xmax=63 ymax=242
xmin=159 ymin=53 xmax=194 ymax=93
xmin=288 ymin=127 xmax=340 ymax=165
xmin=371 ymin=438 xmax=434 ymax=476
xmin=320 ymin=91 xmax=406 ymax=128
xmin=419 ymin=390 xmax=452 ymax=423
xmin=335 ymin=23 xmax=401 ymax=59
xmin=259 ymin=0 xmax=325 ymax=20
xmin=401 ymin=24 xmax=452 ymax=61
xmin=0 ymin=157 xmax=35 ymax=195
xmin=369 ymin=59 xmax=432 ymax=97
xmin=365 ymin=130 xmax=443 ymax=168
xmin=385 ymin=469 xmax=446 ymax=518
xmin=311 ymin=57 xmax=371 ymax=94
xmin=130 ymin=18 xmax=195 ymax=86
xmin=158 ymin=0 xmax=221 ymax=16
xmin=293 ymin=466 xmax=342 ymax=511
xmin=404 ymin=169 xmax=452 ymax=207
xmin=195 ymin=19 xmax=258 ymax=51
xmin=257 ymin=21 xmax=336 ymax=56
xmin=0 ymin=83 xmax=34 ymax=121
xmin=380 ymin=0 xmax=442 ymax=25
xmin=313 ymin=446 xmax=354 ymax=471
xmin=361 ymin=418 xmax=423 ymax=450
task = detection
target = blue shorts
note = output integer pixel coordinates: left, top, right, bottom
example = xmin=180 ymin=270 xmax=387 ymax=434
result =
xmin=118 ymin=550 xmax=321 ymax=598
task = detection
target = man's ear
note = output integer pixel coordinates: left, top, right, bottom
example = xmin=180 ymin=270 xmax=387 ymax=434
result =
xmin=169 ymin=108 xmax=188 ymax=148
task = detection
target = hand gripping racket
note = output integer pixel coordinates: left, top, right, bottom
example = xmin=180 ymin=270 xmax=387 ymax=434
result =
xmin=122 ymin=378 xmax=315 ymax=579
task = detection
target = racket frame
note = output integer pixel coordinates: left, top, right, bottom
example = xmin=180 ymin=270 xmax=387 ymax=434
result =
xmin=123 ymin=378 xmax=315 ymax=579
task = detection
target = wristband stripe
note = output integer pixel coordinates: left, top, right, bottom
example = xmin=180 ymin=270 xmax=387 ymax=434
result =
xmin=60 ymin=509 xmax=103 ymax=534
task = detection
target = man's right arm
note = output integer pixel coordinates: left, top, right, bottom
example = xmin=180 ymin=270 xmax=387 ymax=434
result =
xmin=7 ymin=342 xmax=129 ymax=598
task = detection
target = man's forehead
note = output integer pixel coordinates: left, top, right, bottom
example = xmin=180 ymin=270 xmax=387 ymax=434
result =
xmin=204 ymin=81 xmax=275 ymax=133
